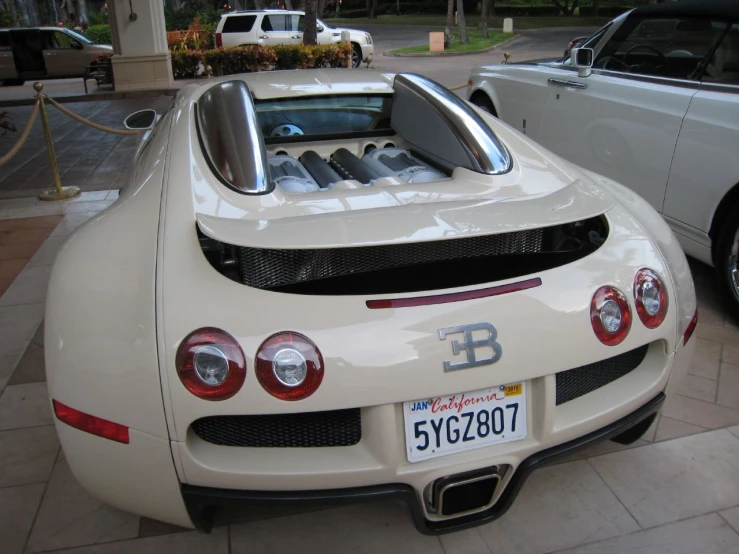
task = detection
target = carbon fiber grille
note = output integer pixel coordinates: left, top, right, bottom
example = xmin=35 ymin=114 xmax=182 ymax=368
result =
xmin=239 ymin=229 xmax=544 ymax=289
xmin=556 ymin=345 xmax=649 ymax=405
xmin=190 ymin=409 xmax=361 ymax=448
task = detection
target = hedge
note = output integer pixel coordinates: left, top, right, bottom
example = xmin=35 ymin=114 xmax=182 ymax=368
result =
xmin=170 ymin=43 xmax=352 ymax=80
xmin=85 ymin=24 xmax=111 ymax=45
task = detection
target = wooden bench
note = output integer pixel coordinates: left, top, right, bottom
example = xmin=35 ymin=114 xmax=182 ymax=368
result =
xmin=83 ymin=60 xmax=114 ymax=93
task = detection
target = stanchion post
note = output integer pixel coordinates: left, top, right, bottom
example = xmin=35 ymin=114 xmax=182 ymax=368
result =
xmin=35 ymin=82 xmax=80 ymax=201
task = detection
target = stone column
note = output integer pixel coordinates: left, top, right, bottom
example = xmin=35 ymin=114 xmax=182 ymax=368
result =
xmin=109 ymin=0 xmax=173 ymax=91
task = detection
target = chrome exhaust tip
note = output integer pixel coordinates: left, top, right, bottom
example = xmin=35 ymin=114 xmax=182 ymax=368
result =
xmin=427 ymin=466 xmax=502 ymax=518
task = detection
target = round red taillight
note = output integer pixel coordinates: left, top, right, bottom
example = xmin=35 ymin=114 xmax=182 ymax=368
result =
xmin=176 ymin=328 xmax=246 ymax=401
xmin=634 ymin=268 xmax=668 ymax=329
xmin=255 ymin=332 xmax=324 ymax=401
xmin=591 ymin=286 xmax=631 ymax=346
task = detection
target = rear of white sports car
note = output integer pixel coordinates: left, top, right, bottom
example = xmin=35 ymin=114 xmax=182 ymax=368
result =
xmin=45 ymin=71 xmax=697 ymax=534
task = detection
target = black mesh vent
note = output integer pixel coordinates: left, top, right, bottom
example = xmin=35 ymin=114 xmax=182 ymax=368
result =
xmin=190 ymin=409 xmax=361 ymax=448
xmin=556 ymin=345 xmax=649 ymax=405
xmin=239 ymin=229 xmax=544 ymax=290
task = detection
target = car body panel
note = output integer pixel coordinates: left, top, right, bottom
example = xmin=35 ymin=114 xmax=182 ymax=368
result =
xmin=468 ymin=7 xmax=739 ymax=266
xmin=46 ymin=70 xmax=696 ymax=532
xmin=664 ymin=83 xmax=739 ymax=235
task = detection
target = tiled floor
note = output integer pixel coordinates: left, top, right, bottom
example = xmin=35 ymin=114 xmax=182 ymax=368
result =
xmin=0 ymin=97 xmax=173 ymax=199
xmin=2 ymin=196 xmax=739 ymax=554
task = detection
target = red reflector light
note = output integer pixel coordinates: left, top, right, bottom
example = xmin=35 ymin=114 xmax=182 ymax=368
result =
xmin=53 ymin=400 xmax=129 ymax=444
xmin=633 ymin=268 xmax=668 ymax=329
xmin=684 ymin=308 xmax=698 ymax=346
xmin=215 ymin=33 xmax=222 ymax=48
xmin=366 ymin=278 xmax=542 ymax=309
xmin=256 ymin=332 xmax=324 ymax=401
xmin=591 ymin=286 xmax=631 ymax=346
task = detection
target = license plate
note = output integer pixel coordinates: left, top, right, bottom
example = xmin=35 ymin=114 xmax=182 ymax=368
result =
xmin=403 ymin=383 xmax=527 ymax=463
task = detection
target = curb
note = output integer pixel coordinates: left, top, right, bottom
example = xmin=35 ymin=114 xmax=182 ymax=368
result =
xmin=0 ymin=87 xmax=178 ymax=108
xmin=383 ymin=34 xmax=519 ymax=57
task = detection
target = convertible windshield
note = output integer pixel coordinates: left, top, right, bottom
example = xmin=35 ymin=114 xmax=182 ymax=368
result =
xmin=595 ymin=16 xmax=728 ymax=78
xmin=254 ymin=94 xmax=393 ymax=142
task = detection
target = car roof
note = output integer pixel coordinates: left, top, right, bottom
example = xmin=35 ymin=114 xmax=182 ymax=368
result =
xmin=633 ymin=0 xmax=739 ymax=21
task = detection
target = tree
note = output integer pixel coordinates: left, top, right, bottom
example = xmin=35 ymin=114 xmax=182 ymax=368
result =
xmin=366 ymin=0 xmax=377 ymax=19
xmin=317 ymin=0 xmax=325 ymax=18
xmin=481 ymin=0 xmax=488 ymax=39
xmin=457 ymin=0 xmax=469 ymax=44
xmin=285 ymin=0 xmax=293 ymax=9
xmin=592 ymin=0 xmax=599 ymax=17
xmin=445 ymin=0 xmax=454 ymax=46
xmin=550 ymin=0 xmax=579 ymax=16
xmin=303 ymin=0 xmax=317 ymax=45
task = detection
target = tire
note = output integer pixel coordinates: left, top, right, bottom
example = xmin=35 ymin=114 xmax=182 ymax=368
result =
xmin=717 ymin=203 xmax=739 ymax=323
xmin=470 ymin=92 xmax=497 ymax=117
xmin=351 ymin=43 xmax=362 ymax=68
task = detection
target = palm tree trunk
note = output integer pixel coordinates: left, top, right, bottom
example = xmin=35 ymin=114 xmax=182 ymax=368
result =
xmin=445 ymin=0 xmax=454 ymax=45
xmin=303 ymin=0 xmax=317 ymax=45
xmin=481 ymin=0 xmax=488 ymax=39
xmin=458 ymin=0 xmax=469 ymax=44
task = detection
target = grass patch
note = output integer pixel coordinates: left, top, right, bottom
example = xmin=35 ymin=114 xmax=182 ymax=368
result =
xmin=387 ymin=29 xmax=510 ymax=55
xmin=325 ymin=15 xmax=611 ymax=29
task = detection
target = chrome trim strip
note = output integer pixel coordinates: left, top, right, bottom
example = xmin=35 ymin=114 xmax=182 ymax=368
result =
xmin=590 ymin=69 xmax=702 ymax=90
xmin=197 ymin=80 xmax=273 ymax=195
xmin=547 ymin=78 xmax=588 ymax=89
xmin=394 ymin=73 xmax=512 ymax=175
xmin=699 ymin=82 xmax=739 ymax=94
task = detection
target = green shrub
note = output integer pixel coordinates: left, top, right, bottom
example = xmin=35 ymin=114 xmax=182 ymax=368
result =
xmin=203 ymin=45 xmax=277 ymax=76
xmin=85 ymin=24 xmax=111 ymax=44
xmin=174 ymin=43 xmax=352 ymax=80
xmin=87 ymin=10 xmax=108 ymax=25
xmin=171 ymin=50 xmax=205 ymax=79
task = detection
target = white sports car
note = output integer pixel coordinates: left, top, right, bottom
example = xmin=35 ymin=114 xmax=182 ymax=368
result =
xmin=467 ymin=0 xmax=739 ymax=320
xmin=46 ymin=69 xmax=697 ymax=534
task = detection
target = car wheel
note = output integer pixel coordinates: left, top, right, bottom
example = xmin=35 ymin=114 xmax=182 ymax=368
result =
xmin=470 ymin=93 xmax=497 ymax=117
xmin=717 ymin=203 xmax=739 ymax=322
xmin=351 ymin=44 xmax=362 ymax=68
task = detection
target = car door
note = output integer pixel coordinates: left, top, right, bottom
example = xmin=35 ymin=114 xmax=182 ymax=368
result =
xmin=538 ymin=16 xmax=725 ymax=212
xmin=10 ymin=29 xmax=46 ymax=78
xmin=260 ymin=14 xmax=291 ymax=46
xmin=663 ymin=24 xmax=739 ymax=239
xmin=42 ymin=30 xmax=85 ymax=77
xmin=288 ymin=14 xmax=304 ymax=45
xmin=0 ymin=31 xmax=16 ymax=79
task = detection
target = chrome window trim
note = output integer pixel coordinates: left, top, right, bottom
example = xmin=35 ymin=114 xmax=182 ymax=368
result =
xmin=699 ymin=82 xmax=739 ymax=93
xmin=394 ymin=73 xmax=512 ymax=175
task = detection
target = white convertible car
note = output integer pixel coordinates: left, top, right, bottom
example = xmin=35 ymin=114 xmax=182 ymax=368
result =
xmin=468 ymin=0 xmax=739 ymax=320
xmin=46 ymin=70 xmax=697 ymax=534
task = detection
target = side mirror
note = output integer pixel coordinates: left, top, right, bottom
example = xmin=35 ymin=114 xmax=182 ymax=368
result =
xmin=70 ymin=41 xmax=83 ymax=50
xmin=124 ymin=109 xmax=157 ymax=130
xmin=572 ymin=47 xmax=593 ymax=78
xmin=317 ymin=25 xmax=324 ymax=33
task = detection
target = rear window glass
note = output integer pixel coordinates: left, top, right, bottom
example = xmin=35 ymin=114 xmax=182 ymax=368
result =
xmin=254 ymin=95 xmax=393 ymax=143
xmin=222 ymin=15 xmax=257 ymax=33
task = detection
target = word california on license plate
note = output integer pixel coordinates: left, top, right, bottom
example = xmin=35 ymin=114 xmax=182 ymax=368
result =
xmin=403 ymin=383 xmax=527 ymax=463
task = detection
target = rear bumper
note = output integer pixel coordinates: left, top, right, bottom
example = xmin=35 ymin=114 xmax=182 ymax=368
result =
xmin=181 ymin=392 xmax=664 ymax=535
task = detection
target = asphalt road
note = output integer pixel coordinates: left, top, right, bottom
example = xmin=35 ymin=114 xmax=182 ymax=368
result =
xmin=347 ymin=25 xmax=598 ymax=91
